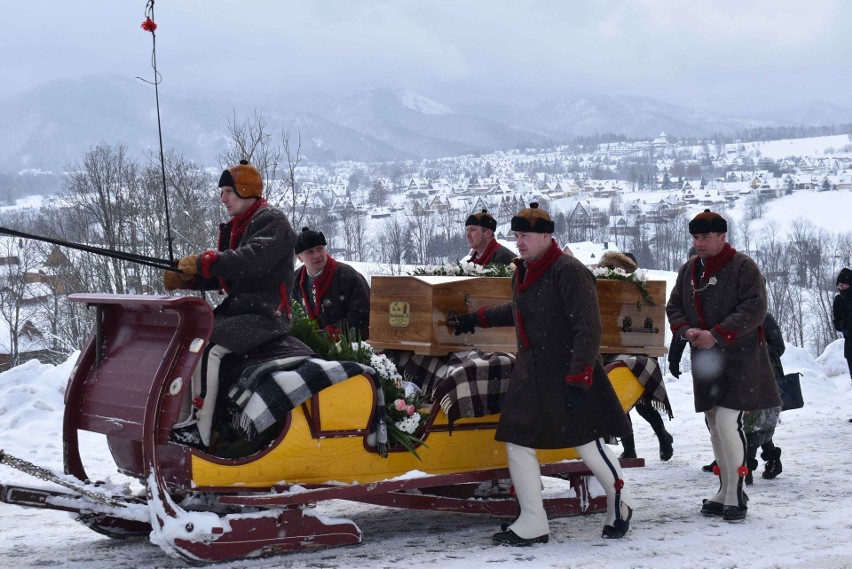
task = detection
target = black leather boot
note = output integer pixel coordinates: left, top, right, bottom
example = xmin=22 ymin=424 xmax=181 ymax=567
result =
xmin=656 ymin=429 xmax=674 ymax=461
xmin=761 ymin=447 xmax=782 ymax=479
xmin=620 ymin=434 xmax=637 ymax=459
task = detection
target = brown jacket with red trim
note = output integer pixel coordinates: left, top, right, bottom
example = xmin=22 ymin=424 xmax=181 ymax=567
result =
xmin=189 ymin=204 xmax=297 ymax=354
xmin=479 ymin=241 xmax=630 ymax=449
xmin=666 ymin=245 xmax=781 ymax=413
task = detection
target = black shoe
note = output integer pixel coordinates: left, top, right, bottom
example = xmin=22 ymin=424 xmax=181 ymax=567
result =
xmin=602 ymin=505 xmax=633 ymax=539
xmin=745 ymin=457 xmax=757 ymax=486
xmin=761 ymin=447 xmax=783 ymax=480
xmin=658 ymin=431 xmax=674 ymax=462
xmin=722 ymin=505 xmax=747 ymax=522
xmin=620 ymin=449 xmax=637 ymax=459
xmin=701 ymin=460 xmax=717 ymax=473
xmin=169 ymin=423 xmax=206 ymax=450
xmin=492 ymin=529 xmax=548 ymax=546
xmin=700 ymin=499 xmax=723 ymax=516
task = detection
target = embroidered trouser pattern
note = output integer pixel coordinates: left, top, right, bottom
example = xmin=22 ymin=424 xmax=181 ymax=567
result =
xmin=505 ymin=443 xmax=549 ymax=539
xmin=705 ymin=406 xmax=747 ymax=507
xmin=575 ymin=438 xmax=630 ymax=526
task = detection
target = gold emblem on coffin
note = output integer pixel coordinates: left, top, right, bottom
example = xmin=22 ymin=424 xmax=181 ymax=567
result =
xmin=388 ymin=301 xmax=411 ymax=328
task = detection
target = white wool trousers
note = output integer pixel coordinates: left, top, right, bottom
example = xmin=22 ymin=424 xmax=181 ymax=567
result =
xmin=505 ymin=443 xmax=549 ymax=539
xmin=575 ymin=438 xmax=631 ymax=526
xmin=191 ymin=343 xmax=233 ymax=446
xmin=705 ymin=406 xmax=747 ymax=507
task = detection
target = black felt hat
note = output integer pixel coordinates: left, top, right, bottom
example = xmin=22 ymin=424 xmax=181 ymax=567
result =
xmin=295 ymin=227 xmax=327 ymax=254
xmin=465 ymin=209 xmax=497 ymax=232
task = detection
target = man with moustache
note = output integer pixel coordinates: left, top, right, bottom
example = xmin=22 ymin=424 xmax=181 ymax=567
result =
xmin=454 ymin=202 xmax=633 ymax=546
xmin=666 ymin=209 xmax=780 ymax=522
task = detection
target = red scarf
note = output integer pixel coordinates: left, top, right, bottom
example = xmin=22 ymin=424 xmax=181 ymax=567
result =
xmin=469 ymin=238 xmax=500 ymax=266
xmin=297 ymin=255 xmax=339 ymax=321
xmin=229 ymin=198 xmax=267 ymax=249
xmin=512 ymin=239 xmax=563 ymax=347
xmin=692 ymin=242 xmax=737 ymax=330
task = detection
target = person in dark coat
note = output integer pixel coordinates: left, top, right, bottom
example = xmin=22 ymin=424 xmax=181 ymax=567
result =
xmin=465 ymin=209 xmax=516 ymax=266
xmin=833 ymin=268 xmax=852 ymax=393
xmin=455 ymin=203 xmax=633 ymax=546
xmin=164 ymin=159 xmax=297 ymax=448
xmin=292 ymin=227 xmax=371 ymax=340
xmin=599 ymin=251 xmax=675 ymax=462
xmin=666 ymin=209 xmax=781 ymax=522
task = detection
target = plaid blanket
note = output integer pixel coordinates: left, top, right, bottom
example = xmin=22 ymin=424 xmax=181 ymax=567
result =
xmin=227 ymin=356 xmax=377 ymax=441
xmin=387 ymin=349 xmax=515 ymax=428
xmin=608 ymin=354 xmax=674 ymax=419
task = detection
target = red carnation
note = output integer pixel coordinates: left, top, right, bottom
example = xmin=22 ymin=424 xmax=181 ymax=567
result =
xmin=141 ymin=18 xmax=157 ymax=32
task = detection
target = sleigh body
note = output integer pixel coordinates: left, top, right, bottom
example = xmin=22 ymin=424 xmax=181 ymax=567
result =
xmin=1 ymin=294 xmax=645 ymax=563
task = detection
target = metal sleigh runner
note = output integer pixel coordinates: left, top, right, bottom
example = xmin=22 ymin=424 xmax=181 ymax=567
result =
xmin=0 ymin=280 xmax=660 ymax=563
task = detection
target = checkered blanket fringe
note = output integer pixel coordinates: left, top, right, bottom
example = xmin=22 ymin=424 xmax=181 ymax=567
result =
xmin=390 ymin=349 xmax=515 ymax=428
xmin=609 ymin=354 xmax=674 ymax=419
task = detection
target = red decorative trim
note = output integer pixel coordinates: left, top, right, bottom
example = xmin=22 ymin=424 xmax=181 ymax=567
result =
xmin=515 ymin=307 xmax=530 ymax=348
xmin=229 ymin=198 xmax=267 ymax=249
xmin=565 ymin=365 xmax=593 ymax=388
xmin=141 ymin=18 xmax=157 ymax=32
xmin=614 ymin=479 xmax=624 ymax=490
xmin=192 ymin=396 xmax=204 ymax=410
xmin=713 ymin=323 xmax=738 ymax=345
xmin=476 ymin=306 xmax=490 ymax=328
xmin=670 ymin=322 xmax=689 ymax=335
xmin=297 ymin=256 xmax=339 ymax=321
xmin=737 ymin=465 xmax=749 ymax=477
xmin=199 ymin=250 xmax=218 ymax=279
xmin=712 ymin=464 xmax=720 ymax=476
xmin=703 ymin=243 xmax=737 ymax=278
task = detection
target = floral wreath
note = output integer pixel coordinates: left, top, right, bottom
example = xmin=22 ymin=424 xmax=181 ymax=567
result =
xmin=410 ymin=260 xmax=515 ymax=278
xmin=591 ymin=266 xmax=656 ymax=306
xmin=289 ymin=302 xmax=428 ymax=457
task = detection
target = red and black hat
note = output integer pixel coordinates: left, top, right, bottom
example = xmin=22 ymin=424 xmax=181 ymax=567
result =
xmin=465 ymin=209 xmax=497 ymax=231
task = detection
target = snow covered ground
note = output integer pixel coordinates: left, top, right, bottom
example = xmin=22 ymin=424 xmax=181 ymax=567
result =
xmin=1 ymin=298 xmax=851 ymax=568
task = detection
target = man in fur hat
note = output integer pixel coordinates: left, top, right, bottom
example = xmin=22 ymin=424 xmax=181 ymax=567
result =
xmin=163 ymin=159 xmax=298 ymax=450
xmin=465 ymin=209 xmax=516 ymax=266
xmin=291 ymin=227 xmax=371 ymax=340
xmin=666 ymin=209 xmax=780 ymax=522
xmin=455 ymin=203 xmax=633 ymax=546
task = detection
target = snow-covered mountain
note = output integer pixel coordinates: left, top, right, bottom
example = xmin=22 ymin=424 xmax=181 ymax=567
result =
xmin=1 ymin=77 xmax=850 ymax=171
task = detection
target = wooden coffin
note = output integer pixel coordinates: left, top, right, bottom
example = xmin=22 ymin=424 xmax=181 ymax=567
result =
xmin=597 ymin=279 xmax=667 ymax=357
xmin=369 ymin=275 xmax=667 ymax=357
xmin=368 ymin=275 xmax=516 ymax=355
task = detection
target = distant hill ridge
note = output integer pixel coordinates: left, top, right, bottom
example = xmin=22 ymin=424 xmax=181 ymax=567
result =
xmin=1 ymin=75 xmax=851 ymax=171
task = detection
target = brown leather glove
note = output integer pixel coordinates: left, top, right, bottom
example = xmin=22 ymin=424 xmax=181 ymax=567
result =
xmin=163 ymin=269 xmax=192 ymax=291
xmin=177 ymin=255 xmax=199 ymax=276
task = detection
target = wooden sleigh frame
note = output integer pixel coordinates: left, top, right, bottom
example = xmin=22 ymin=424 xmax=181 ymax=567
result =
xmin=1 ymin=294 xmax=645 ymax=563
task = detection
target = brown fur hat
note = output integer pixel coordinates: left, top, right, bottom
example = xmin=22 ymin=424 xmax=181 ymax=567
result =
xmin=689 ymin=209 xmax=727 ymax=234
xmin=598 ymin=251 xmax=638 ymax=274
xmin=511 ymin=202 xmax=555 ymax=233
xmin=219 ymin=159 xmax=263 ymax=199
xmin=465 ymin=209 xmax=497 ymax=231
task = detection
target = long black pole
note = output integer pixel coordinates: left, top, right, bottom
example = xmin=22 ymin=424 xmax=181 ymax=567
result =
xmin=0 ymin=226 xmax=181 ymax=272
xmin=146 ymin=0 xmax=175 ymax=263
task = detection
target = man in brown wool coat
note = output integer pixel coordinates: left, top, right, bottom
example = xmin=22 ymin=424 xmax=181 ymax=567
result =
xmin=455 ymin=203 xmax=633 ymax=546
xmin=666 ymin=209 xmax=781 ymax=522
xmin=164 ymin=159 xmax=297 ymax=449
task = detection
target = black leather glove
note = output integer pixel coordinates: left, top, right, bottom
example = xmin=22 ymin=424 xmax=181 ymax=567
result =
xmin=453 ymin=313 xmax=478 ymax=335
xmin=669 ymin=362 xmax=681 ymax=378
xmin=564 ymin=385 xmax=587 ymax=411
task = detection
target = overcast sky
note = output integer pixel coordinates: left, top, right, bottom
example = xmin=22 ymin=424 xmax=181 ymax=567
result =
xmin=3 ymin=0 xmax=850 ymax=115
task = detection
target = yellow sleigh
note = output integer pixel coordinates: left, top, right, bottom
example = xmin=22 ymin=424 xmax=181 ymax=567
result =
xmin=0 ymin=294 xmax=646 ymax=563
